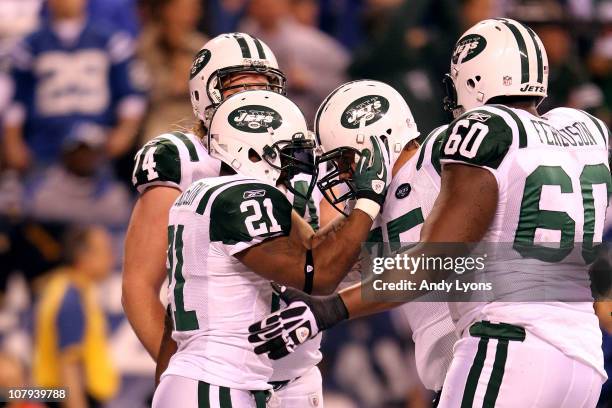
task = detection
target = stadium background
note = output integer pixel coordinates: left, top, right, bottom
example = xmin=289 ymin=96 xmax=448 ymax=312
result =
xmin=0 ymin=0 xmax=610 ymax=407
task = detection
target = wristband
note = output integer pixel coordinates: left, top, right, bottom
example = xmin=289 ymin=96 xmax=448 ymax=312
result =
xmin=354 ymin=198 xmax=381 ymax=221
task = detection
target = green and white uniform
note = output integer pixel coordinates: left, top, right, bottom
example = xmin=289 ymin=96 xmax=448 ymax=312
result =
xmin=132 ymin=131 xmax=221 ymax=193
xmin=437 ymin=105 xmax=610 ymax=408
xmin=270 ymin=173 xmax=324 ymax=408
xmin=135 ymin=133 xmax=324 ymax=406
xmin=374 ymin=127 xmax=457 ymax=391
xmin=163 ymin=175 xmax=292 ymax=390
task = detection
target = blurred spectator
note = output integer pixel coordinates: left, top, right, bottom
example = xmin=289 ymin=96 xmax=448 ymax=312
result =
xmin=588 ymin=27 xmax=612 ymax=127
xmin=138 ymin=0 xmax=207 ymax=142
xmin=535 ymin=21 xmax=591 ymax=113
xmin=205 ymin=0 xmax=249 ymax=35
xmin=2 ymin=0 xmax=146 ymax=172
xmin=87 ymin=0 xmax=140 ymax=38
xmin=460 ymin=0 xmax=505 ymax=29
xmin=33 ymin=226 xmax=118 ymax=408
xmin=349 ymin=0 xmax=461 ymax=134
xmin=0 ymin=0 xmax=42 ymax=120
xmin=26 ymin=123 xmax=131 ymax=227
xmin=240 ymin=0 xmax=349 ymax=122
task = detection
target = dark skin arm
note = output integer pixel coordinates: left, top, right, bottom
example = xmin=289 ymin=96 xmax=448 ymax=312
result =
xmin=339 ymin=163 xmax=499 ymax=318
xmin=235 ymin=208 xmax=373 ymax=295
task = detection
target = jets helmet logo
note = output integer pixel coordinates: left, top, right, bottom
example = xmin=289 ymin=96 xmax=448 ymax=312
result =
xmin=341 ymin=95 xmax=390 ymax=129
xmin=452 ymin=34 xmax=487 ymax=65
xmin=229 ymin=105 xmax=283 ymax=133
xmin=190 ymin=49 xmax=211 ymax=79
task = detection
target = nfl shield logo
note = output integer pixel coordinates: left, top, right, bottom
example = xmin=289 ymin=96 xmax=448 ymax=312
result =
xmin=503 ymin=76 xmax=512 ymax=86
xmin=309 ymin=394 xmax=320 ymax=407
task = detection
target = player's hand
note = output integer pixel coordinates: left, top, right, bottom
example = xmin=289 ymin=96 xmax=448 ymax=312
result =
xmin=351 ymin=135 xmax=391 ymax=218
xmin=248 ymin=283 xmax=348 ymax=360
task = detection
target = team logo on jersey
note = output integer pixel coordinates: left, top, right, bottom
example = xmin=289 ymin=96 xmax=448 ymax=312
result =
xmin=243 ymin=189 xmax=267 ymax=199
xmin=340 ymin=95 xmax=390 ymax=129
xmin=452 ymin=34 xmax=487 ymax=65
xmin=229 ymin=105 xmax=282 ymax=133
xmin=395 ymin=183 xmax=411 ymax=199
xmin=189 ymin=49 xmax=211 ymax=79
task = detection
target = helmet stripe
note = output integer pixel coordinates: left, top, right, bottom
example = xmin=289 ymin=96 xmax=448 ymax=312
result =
xmin=232 ymin=34 xmax=251 ymax=58
xmin=499 ymin=19 xmax=529 ymax=84
xmin=248 ymin=34 xmax=267 ymax=59
xmin=525 ymin=26 xmax=544 ymax=84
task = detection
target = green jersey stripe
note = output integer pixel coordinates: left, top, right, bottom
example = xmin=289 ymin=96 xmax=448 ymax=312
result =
xmin=499 ymin=19 xmax=529 ymax=84
xmin=253 ymin=391 xmax=268 ymax=408
xmin=198 ymin=382 xmax=210 ymax=408
xmin=460 ymin=337 xmax=488 ymax=408
xmin=233 ymin=34 xmax=251 ymax=58
xmin=488 ymin=104 xmax=528 ymax=148
xmin=469 ymin=321 xmax=526 ymax=341
xmin=583 ymin=111 xmax=608 ymax=145
xmin=171 ymin=131 xmax=199 ymax=161
xmin=196 ymin=179 xmax=248 ymax=215
xmin=248 ymin=34 xmax=266 ymax=59
xmin=416 ymin=125 xmax=446 ymax=171
xmin=482 ymin=339 xmax=509 ymax=407
xmin=525 ymin=26 xmax=544 ymax=84
xmin=219 ymin=386 xmax=232 ymax=408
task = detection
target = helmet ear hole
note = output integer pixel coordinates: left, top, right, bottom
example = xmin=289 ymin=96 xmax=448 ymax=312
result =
xmin=194 ymin=91 xmax=200 ymax=101
xmin=467 ymin=75 xmax=482 ymax=90
xmin=386 ymin=129 xmax=392 ymax=135
xmin=248 ymin=148 xmax=263 ymax=163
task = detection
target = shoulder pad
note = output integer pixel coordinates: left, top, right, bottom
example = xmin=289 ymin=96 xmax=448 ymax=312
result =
xmin=209 ymin=183 xmax=293 ymax=245
xmin=439 ymin=106 xmax=520 ymax=169
xmin=132 ymin=137 xmax=181 ymax=192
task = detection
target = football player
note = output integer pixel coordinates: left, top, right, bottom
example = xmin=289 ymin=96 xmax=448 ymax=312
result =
xmin=123 ymin=32 xmax=285 ymax=362
xmin=123 ymin=33 xmax=342 ymax=407
xmin=249 ymin=19 xmax=611 ymax=407
xmin=152 ymin=89 xmax=390 ymax=407
xmin=314 ymin=79 xmax=457 ymax=395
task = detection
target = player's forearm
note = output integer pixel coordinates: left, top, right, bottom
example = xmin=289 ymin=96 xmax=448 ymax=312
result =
xmin=338 ymin=282 xmax=398 ymax=319
xmin=122 ymin=189 xmax=178 ymax=358
xmin=312 ymin=210 xmax=373 ymax=293
xmin=155 ymin=309 xmax=178 ymax=386
xmin=122 ymin=286 xmax=166 ymax=359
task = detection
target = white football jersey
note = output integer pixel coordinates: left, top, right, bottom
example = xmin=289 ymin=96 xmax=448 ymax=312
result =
xmin=376 ymin=127 xmax=457 ymax=391
xmin=132 ymin=131 xmax=221 ymax=193
xmin=163 ymin=175 xmax=294 ymax=390
xmin=439 ymin=105 xmax=611 ymax=378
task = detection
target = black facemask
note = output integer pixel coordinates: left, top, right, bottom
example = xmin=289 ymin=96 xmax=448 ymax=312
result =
xmin=262 ymin=133 xmax=318 ymax=201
